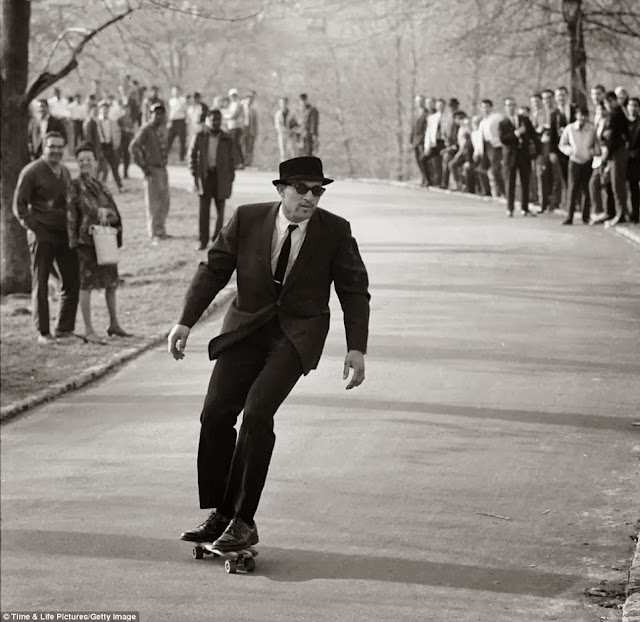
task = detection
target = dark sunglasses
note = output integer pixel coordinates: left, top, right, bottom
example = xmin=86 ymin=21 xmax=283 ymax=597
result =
xmin=288 ymin=182 xmax=326 ymax=197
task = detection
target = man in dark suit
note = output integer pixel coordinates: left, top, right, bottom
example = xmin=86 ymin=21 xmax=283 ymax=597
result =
xmin=410 ymin=95 xmax=428 ymax=186
xmin=627 ymin=97 xmax=640 ymax=224
xmin=28 ymin=99 xmax=67 ymax=160
xmin=188 ymin=108 xmax=235 ymax=250
xmin=499 ymin=97 xmax=541 ymax=217
xmin=602 ymin=91 xmax=630 ymax=228
xmin=552 ymin=86 xmax=577 ymax=184
xmin=168 ymin=156 xmax=370 ymax=551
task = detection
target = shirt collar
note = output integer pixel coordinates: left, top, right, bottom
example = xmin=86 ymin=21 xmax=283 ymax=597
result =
xmin=277 ymin=203 xmax=310 ymax=233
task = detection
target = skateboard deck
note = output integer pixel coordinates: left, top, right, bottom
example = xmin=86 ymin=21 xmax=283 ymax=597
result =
xmin=191 ymin=542 xmax=258 ymax=574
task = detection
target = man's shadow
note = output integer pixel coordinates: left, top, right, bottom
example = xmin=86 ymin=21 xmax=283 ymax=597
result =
xmin=2 ymin=529 xmax=579 ymax=597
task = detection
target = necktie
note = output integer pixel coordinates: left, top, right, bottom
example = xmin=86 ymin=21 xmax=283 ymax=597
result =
xmin=273 ymin=224 xmax=298 ymax=293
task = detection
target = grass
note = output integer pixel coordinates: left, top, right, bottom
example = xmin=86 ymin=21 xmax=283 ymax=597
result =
xmin=0 ymin=179 xmax=234 ymax=409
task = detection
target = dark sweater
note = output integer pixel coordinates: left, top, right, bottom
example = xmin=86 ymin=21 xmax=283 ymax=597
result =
xmin=13 ymin=158 xmax=71 ymax=240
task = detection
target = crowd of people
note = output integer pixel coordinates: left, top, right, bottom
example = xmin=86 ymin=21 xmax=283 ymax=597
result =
xmin=410 ymin=85 xmax=640 ymax=225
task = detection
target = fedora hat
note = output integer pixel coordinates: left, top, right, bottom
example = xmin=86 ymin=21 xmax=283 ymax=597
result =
xmin=272 ymin=156 xmax=334 ymax=186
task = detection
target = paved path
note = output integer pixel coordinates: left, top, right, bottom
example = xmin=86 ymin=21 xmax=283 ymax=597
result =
xmin=2 ymin=171 xmax=639 ymax=621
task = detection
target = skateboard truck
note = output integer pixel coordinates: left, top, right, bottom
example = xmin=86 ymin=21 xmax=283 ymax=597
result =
xmin=192 ymin=543 xmax=258 ymax=574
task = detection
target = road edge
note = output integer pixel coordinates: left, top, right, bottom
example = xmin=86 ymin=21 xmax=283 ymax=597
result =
xmin=0 ymin=287 xmax=236 ymax=425
xmin=353 ymin=177 xmax=640 ymax=246
xmin=624 ymin=532 xmax=640 ymax=622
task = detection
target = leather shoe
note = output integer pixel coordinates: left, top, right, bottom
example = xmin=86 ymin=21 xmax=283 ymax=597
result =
xmin=212 ymin=517 xmax=259 ymax=552
xmin=562 ymin=219 xmax=572 ymax=225
xmin=107 ymin=327 xmax=132 ymax=337
xmin=506 ymin=210 xmax=513 ymax=217
xmin=180 ymin=510 xmax=229 ymax=542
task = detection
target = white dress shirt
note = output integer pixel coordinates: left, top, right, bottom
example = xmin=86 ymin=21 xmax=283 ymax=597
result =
xmin=168 ymin=96 xmax=187 ymax=121
xmin=479 ymin=113 xmax=502 ymax=147
xmin=559 ymin=121 xmax=596 ymax=164
xmin=271 ymin=205 xmax=310 ymax=283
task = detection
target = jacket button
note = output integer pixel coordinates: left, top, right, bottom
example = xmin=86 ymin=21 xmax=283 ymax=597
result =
xmin=276 ymin=300 xmax=281 ymax=306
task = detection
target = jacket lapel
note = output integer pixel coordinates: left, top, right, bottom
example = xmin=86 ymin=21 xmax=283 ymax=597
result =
xmin=262 ymin=202 xmax=280 ymax=293
xmin=280 ymin=211 xmax=320 ymax=296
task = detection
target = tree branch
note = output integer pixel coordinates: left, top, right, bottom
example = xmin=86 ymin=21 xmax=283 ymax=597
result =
xmin=22 ymin=6 xmax=136 ymax=109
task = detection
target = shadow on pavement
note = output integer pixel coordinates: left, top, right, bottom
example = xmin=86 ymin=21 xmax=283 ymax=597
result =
xmin=1 ymin=529 xmax=580 ymax=597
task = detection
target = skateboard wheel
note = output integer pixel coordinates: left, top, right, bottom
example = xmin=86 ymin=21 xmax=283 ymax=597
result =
xmin=224 ymin=559 xmax=237 ymax=574
xmin=193 ymin=546 xmax=204 ymax=560
xmin=244 ymin=557 xmax=256 ymax=573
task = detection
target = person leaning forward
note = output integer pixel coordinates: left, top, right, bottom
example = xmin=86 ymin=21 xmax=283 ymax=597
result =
xmin=168 ymin=156 xmax=370 ymax=552
xmin=188 ymin=108 xmax=235 ymax=251
xmin=129 ymin=102 xmax=170 ymax=244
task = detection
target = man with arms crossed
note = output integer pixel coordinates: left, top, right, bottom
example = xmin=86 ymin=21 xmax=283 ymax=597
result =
xmin=168 ymin=156 xmax=370 ymax=551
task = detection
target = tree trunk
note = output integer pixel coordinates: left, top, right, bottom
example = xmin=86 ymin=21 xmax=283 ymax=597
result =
xmin=563 ymin=0 xmax=588 ymax=109
xmin=1 ymin=0 xmax=32 ymax=294
xmin=394 ymin=31 xmax=404 ymax=181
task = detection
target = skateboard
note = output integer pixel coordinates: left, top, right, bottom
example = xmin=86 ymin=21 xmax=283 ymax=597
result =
xmin=191 ymin=542 xmax=258 ymax=574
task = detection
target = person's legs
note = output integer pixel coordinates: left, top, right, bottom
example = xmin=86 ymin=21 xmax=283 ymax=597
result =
xmin=440 ymin=147 xmax=456 ymax=189
xmin=167 ymin=122 xmax=177 ymax=155
xmin=277 ymin=132 xmax=286 ymax=162
xmin=221 ymin=323 xmax=303 ymax=524
xmin=564 ymin=160 xmax=580 ymax=222
xmin=105 ymin=287 xmax=123 ymax=331
xmin=197 ymin=332 xmax=270 ymax=511
xmin=105 ymin=144 xmax=122 ymax=189
xmin=79 ymin=289 xmax=94 ymax=335
xmin=519 ymin=154 xmax=531 ymax=213
xmin=120 ymin=132 xmax=132 ymax=179
xmin=213 ymin=198 xmax=226 ymax=240
xmin=53 ymin=242 xmax=79 ymax=334
xmin=629 ymin=174 xmax=640 ymax=223
xmin=548 ymin=152 xmax=564 ymax=210
xmin=30 ymin=238 xmax=54 ymax=336
xmin=578 ymin=162 xmax=593 ymax=223
xmin=199 ymin=193 xmax=212 ymax=248
xmin=178 ymin=119 xmax=187 ymax=161
xmin=503 ymin=159 xmax=517 ymax=213
xmin=608 ymin=147 xmax=629 ymax=225
xmin=589 ymin=167 xmax=603 ymax=218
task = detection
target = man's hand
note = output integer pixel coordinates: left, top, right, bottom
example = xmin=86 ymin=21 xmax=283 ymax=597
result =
xmin=168 ymin=324 xmax=190 ymax=360
xmin=515 ymin=126 xmax=526 ymax=137
xmin=343 ymin=350 xmax=365 ymax=390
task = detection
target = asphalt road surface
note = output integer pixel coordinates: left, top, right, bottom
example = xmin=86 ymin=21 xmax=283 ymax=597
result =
xmin=2 ymin=170 xmax=639 ymax=622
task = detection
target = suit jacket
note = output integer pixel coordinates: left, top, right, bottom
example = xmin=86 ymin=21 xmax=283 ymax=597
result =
xmin=82 ymin=118 xmax=103 ymax=159
xmin=410 ymin=110 xmax=428 ymax=149
xmin=177 ymin=202 xmax=370 ymax=375
xmin=299 ymin=105 xmax=319 ymax=138
xmin=498 ymin=115 xmax=540 ymax=168
xmin=188 ymin=129 xmax=235 ymax=199
xmin=602 ymin=106 xmax=630 ymax=158
xmin=28 ymin=115 xmax=67 ymax=160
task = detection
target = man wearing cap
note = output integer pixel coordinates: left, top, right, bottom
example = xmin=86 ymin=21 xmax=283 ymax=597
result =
xmin=223 ymin=88 xmax=245 ymax=169
xmin=297 ymin=93 xmax=319 ymax=156
xmin=130 ymin=103 xmax=171 ymax=244
xmin=168 ymin=156 xmax=370 ymax=551
xmin=188 ymin=108 xmax=235 ymax=250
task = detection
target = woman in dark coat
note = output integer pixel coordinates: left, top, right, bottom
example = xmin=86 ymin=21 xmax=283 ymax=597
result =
xmin=67 ymin=141 xmax=130 ymax=344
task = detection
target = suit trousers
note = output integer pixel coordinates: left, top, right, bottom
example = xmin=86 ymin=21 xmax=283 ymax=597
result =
xmin=422 ymin=140 xmax=445 ymax=187
xmin=98 ymin=143 xmax=122 ymax=189
xmin=566 ymin=160 xmax=593 ymax=222
xmin=168 ymin=119 xmax=187 ymax=161
xmin=199 ymin=170 xmax=226 ymax=245
xmin=609 ymin=146 xmax=629 ymax=222
xmin=29 ymin=235 xmax=79 ymax=336
xmin=628 ymin=156 xmax=639 ymax=223
xmin=485 ymin=143 xmax=505 ymax=198
xmin=144 ymin=166 xmax=170 ymax=237
xmin=503 ymin=149 xmax=531 ymax=213
xmin=197 ymin=317 xmax=303 ymax=523
xmin=229 ymin=128 xmax=245 ymax=167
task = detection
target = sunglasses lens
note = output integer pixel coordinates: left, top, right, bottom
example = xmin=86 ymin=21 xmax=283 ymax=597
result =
xmin=294 ymin=183 xmax=324 ymax=196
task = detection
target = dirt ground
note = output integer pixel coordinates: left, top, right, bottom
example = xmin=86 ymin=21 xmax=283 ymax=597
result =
xmin=0 ymin=181 xmax=233 ymax=408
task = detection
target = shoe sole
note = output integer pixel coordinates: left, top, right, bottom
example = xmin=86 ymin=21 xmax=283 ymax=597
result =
xmin=212 ymin=534 xmax=259 ymax=552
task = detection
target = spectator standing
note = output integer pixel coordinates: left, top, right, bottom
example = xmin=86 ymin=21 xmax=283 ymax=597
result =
xmin=48 ymin=88 xmax=69 ymax=122
xmin=129 ymin=103 xmax=171 ymax=244
xmin=96 ymin=100 xmax=123 ymax=193
xmin=539 ymin=89 xmax=563 ymax=212
xmin=627 ymin=97 xmax=640 ymax=224
xmin=224 ymin=89 xmax=245 ymax=169
xmin=410 ymin=95 xmax=428 ymax=186
xmin=589 ymin=102 xmax=616 ymax=225
xmin=142 ymin=86 xmax=164 ymax=124
xmin=470 ymin=115 xmax=491 ymax=196
xmin=242 ymin=91 xmax=259 ymax=167
xmin=601 ymin=91 xmax=630 ymax=228
xmin=552 ymin=86 xmax=576 ymax=190
xmin=188 ymin=92 xmax=209 ymax=145
xmin=498 ymin=97 xmax=540 ymax=217
xmin=67 ymin=141 xmax=130 ymax=344
xmin=529 ymin=93 xmax=545 ymax=206
xmin=422 ymin=99 xmax=447 ymax=187
xmin=297 ymin=93 xmax=319 ymax=157
xmin=28 ymin=99 xmax=67 ymax=161
xmin=275 ymin=97 xmax=296 ymax=162
xmin=188 ymin=109 xmax=235 ymax=250
xmin=478 ymin=99 xmax=504 ymax=198
xmin=558 ymin=107 xmax=596 ymax=225
xmin=12 ymin=132 xmax=79 ymax=344
xmin=82 ymin=103 xmax=103 ymax=168
xmin=615 ymin=86 xmax=629 ymax=116
xmin=448 ymin=113 xmax=473 ymax=192
xmin=440 ymin=98 xmax=460 ymax=190
xmin=168 ymin=86 xmax=188 ymax=162
xmin=590 ymin=84 xmax=606 ymax=109
xmin=68 ymin=94 xmax=87 ymax=150
xmin=118 ymin=91 xmax=136 ymax=180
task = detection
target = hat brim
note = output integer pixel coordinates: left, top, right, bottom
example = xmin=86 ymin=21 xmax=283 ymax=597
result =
xmin=272 ymin=175 xmax=334 ymax=187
